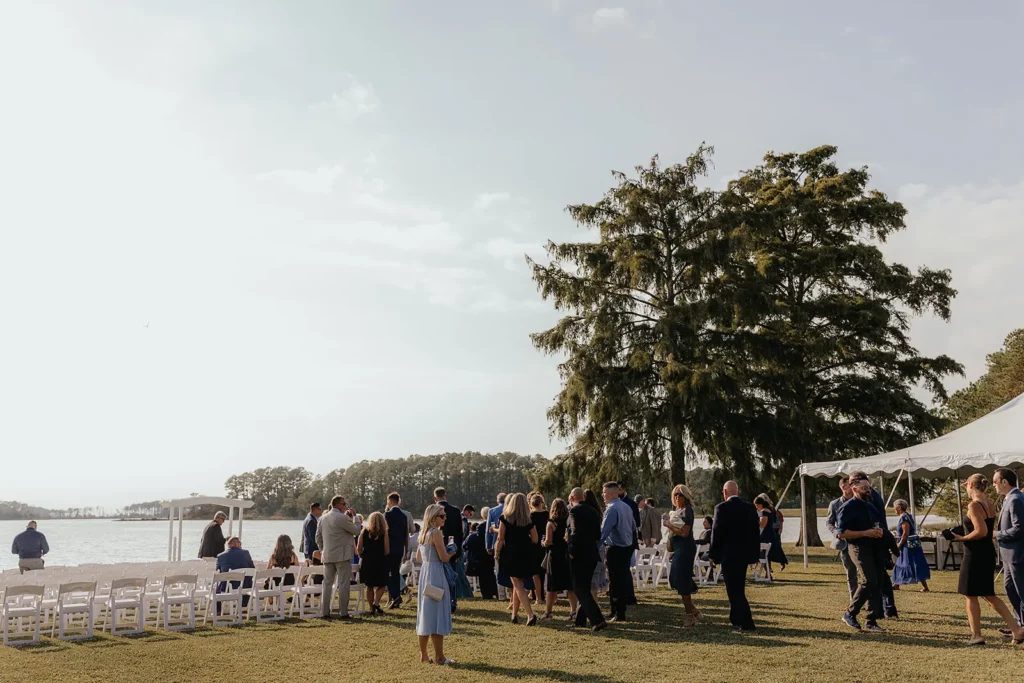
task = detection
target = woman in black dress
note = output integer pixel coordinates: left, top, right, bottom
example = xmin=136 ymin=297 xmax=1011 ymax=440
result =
xmin=495 ymin=492 xmax=539 ymax=625
xmin=356 ymin=511 xmax=390 ymax=615
xmin=530 ymin=493 xmax=549 ymax=607
xmin=951 ymin=474 xmax=1024 ymax=645
xmin=541 ymin=498 xmax=575 ymax=620
xmin=754 ymin=494 xmax=788 ymax=572
xmin=663 ymin=484 xmax=701 ymax=626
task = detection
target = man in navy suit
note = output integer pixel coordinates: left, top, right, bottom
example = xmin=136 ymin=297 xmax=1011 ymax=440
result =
xmin=384 ymin=492 xmax=411 ymax=609
xmin=434 ymin=487 xmax=464 ymax=566
xmin=300 ymin=502 xmax=322 ymax=564
xmin=995 ymin=468 xmax=1024 ymax=632
xmin=709 ymin=481 xmax=760 ymax=631
xmin=215 ymin=536 xmax=255 ymax=607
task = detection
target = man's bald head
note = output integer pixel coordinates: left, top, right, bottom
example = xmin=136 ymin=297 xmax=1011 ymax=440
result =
xmin=569 ymin=487 xmax=586 ymax=503
xmin=723 ymin=481 xmax=740 ymax=499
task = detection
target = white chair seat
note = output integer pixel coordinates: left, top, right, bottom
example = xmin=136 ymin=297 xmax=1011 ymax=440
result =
xmin=5 ymin=606 xmax=38 ymax=617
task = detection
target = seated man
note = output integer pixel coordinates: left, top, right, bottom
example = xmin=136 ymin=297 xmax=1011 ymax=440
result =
xmin=215 ymin=536 xmax=255 ymax=607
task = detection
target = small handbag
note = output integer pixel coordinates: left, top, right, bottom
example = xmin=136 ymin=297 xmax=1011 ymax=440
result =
xmin=540 ymin=549 xmax=553 ymax=574
xmin=906 ymin=534 xmax=921 ymax=550
xmin=422 ymin=583 xmax=444 ymax=602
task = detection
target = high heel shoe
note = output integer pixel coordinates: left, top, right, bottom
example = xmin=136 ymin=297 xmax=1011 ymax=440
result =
xmin=510 ymin=615 xmax=519 ymax=624
xmin=526 ymin=614 xmax=538 ymax=626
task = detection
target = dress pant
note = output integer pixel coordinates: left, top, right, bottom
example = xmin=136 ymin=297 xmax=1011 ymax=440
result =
xmin=722 ymin=562 xmax=754 ymax=629
xmin=1004 ymin=560 xmax=1024 ymax=626
xmin=571 ymin=555 xmax=604 ymax=626
xmin=477 ymin=554 xmax=499 ymax=599
xmin=847 ymin=543 xmax=881 ymax=624
xmin=304 ymin=553 xmax=324 ymax=585
xmin=385 ymin=553 xmax=404 ymax=603
xmin=18 ymin=558 xmax=44 ymax=574
xmin=838 ymin=548 xmax=858 ymax=600
xmin=322 ymin=560 xmax=352 ymax=617
xmin=873 ymin=543 xmax=897 ymax=619
xmin=605 ymin=545 xmax=633 ymax=619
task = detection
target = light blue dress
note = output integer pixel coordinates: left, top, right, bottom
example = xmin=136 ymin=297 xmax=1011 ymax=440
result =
xmin=416 ymin=531 xmax=452 ymax=636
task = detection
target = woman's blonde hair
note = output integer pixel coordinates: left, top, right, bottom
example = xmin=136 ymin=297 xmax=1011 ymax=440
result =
xmin=671 ymin=484 xmax=694 ymax=508
xmin=894 ymin=499 xmax=909 ymax=512
xmin=503 ymin=492 xmax=531 ymax=527
xmin=419 ymin=504 xmax=446 ymax=544
xmin=967 ymin=473 xmax=988 ymax=492
xmin=365 ymin=511 xmax=388 ymax=539
xmin=530 ymin=492 xmax=547 ymax=510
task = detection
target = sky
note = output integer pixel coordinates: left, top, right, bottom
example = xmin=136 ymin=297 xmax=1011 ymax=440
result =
xmin=1 ymin=1 xmax=1022 ymax=509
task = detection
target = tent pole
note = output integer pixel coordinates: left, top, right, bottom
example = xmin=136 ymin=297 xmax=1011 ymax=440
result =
xmin=908 ymin=470 xmax=916 ymax=522
xmin=884 ymin=468 xmax=905 ymax=509
xmin=800 ymin=474 xmax=808 ymax=569
xmin=168 ymin=506 xmax=174 ymax=561
xmin=177 ymin=506 xmax=184 ymax=561
xmin=955 ymin=469 xmax=964 ymax=528
xmin=878 ymin=476 xmax=885 ymax=504
xmin=917 ymin=478 xmax=949 ymax=528
xmin=776 ymin=467 xmax=799 ymax=510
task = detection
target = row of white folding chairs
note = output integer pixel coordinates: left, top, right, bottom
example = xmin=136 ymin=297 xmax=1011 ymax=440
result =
xmin=691 ymin=542 xmax=774 ymax=586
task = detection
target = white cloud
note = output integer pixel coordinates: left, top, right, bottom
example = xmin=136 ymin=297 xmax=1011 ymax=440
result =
xmin=592 ymin=7 xmax=629 ymax=29
xmin=322 ymin=74 xmax=380 ymax=120
xmin=885 ymin=180 xmax=1024 ymax=388
xmin=259 ymin=165 xmax=345 ymax=194
xmin=474 ymin=192 xmax=511 ymax=210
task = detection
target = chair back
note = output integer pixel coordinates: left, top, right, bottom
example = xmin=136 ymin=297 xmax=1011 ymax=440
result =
xmin=213 ymin=571 xmax=244 ymax=596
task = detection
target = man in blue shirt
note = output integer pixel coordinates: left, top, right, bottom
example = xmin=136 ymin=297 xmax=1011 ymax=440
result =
xmin=485 ymin=492 xmax=506 ymax=555
xmin=601 ymin=482 xmax=635 ymax=622
xmin=12 ymin=521 xmax=49 ymax=573
xmin=215 ymin=536 xmax=255 ymax=608
xmin=837 ymin=477 xmax=885 ymax=631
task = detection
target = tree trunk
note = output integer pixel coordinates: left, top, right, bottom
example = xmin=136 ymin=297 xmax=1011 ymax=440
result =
xmin=796 ymin=476 xmax=824 ymax=547
xmin=669 ymin=431 xmax=686 ymax=485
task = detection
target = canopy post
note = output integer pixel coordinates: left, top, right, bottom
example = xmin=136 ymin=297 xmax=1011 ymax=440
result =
xmin=177 ymin=506 xmax=184 ymax=561
xmin=800 ymin=473 xmax=809 ymax=568
xmin=238 ymin=506 xmax=244 ymax=541
xmin=776 ymin=467 xmax=800 ymax=510
xmin=955 ymin=469 xmax=964 ymax=527
xmin=884 ymin=468 xmax=905 ymax=509
xmin=908 ymin=470 xmax=916 ymax=521
xmin=878 ymin=476 xmax=886 ymax=503
xmin=227 ymin=506 xmax=234 ymax=538
xmin=167 ymin=506 xmax=175 ymax=560
xmin=917 ymin=477 xmax=949 ymax=528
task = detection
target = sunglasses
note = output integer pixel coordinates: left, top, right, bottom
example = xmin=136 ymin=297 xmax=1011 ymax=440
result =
xmin=437 ymin=513 xmax=446 ymax=518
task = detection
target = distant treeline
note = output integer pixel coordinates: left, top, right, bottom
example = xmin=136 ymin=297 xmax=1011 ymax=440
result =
xmin=224 ymin=452 xmax=547 ymax=519
xmin=0 ymin=501 xmax=118 ymax=520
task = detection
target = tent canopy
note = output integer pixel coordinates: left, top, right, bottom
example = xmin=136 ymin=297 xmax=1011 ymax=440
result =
xmin=799 ymin=391 xmax=1024 ymax=480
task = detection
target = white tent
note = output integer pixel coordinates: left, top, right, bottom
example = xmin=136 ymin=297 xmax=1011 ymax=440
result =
xmin=795 ymin=391 xmax=1024 ymax=567
xmin=161 ymin=496 xmax=255 ymax=561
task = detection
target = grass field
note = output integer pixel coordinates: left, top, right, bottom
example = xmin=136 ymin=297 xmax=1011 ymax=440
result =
xmin=1 ymin=547 xmax=1020 ymax=683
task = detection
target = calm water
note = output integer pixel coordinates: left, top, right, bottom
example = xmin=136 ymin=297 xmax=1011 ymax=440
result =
xmin=1 ymin=519 xmax=307 ymax=572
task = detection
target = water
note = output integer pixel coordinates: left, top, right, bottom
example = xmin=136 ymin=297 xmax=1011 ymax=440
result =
xmin=1 ymin=519 xmax=306 ymax=572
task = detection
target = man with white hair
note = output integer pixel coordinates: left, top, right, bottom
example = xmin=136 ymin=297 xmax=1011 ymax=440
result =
xmin=12 ymin=521 xmax=49 ymax=573
xmin=198 ymin=511 xmax=228 ymax=558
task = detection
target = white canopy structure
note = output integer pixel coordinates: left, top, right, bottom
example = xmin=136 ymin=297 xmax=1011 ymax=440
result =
xmin=161 ymin=496 xmax=255 ymax=561
xmin=795 ymin=391 xmax=1024 ymax=567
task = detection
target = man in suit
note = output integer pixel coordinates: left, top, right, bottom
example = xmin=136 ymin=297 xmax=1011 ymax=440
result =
xmin=11 ymin=521 xmax=49 ymax=574
xmin=384 ymin=492 xmax=411 ymax=609
xmin=837 ymin=475 xmax=886 ymax=631
xmin=995 ymin=468 xmax=1024 ymax=632
xmin=215 ymin=536 xmax=255 ymax=608
xmin=639 ymin=498 xmax=663 ymax=547
xmin=198 ymin=511 xmax=227 ymax=558
xmin=300 ymin=502 xmax=322 ymax=564
xmin=316 ymin=495 xmax=361 ymax=619
xmin=601 ymin=482 xmax=636 ymax=622
xmin=433 ymin=487 xmax=464 ymax=566
xmin=826 ymin=477 xmax=857 ymax=599
xmin=709 ymin=480 xmax=760 ymax=631
xmin=568 ymin=487 xmax=607 ymax=632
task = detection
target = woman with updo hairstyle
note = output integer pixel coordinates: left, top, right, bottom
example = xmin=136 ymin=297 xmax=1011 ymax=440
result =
xmin=952 ymin=473 xmax=1024 ymax=645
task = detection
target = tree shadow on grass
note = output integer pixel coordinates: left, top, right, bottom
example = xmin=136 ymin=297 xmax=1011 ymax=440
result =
xmin=458 ymin=662 xmax=623 ymax=683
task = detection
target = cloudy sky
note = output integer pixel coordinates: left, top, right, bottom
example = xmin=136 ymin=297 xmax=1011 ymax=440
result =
xmin=1 ymin=1 xmax=1021 ymax=509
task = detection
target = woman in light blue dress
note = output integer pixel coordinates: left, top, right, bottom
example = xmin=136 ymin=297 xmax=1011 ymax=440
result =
xmin=416 ymin=504 xmax=454 ymax=666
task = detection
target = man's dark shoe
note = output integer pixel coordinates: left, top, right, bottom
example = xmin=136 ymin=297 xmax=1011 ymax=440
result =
xmin=338 ymin=614 xmax=353 ymax=621
xmin=865 ymin=622 xmax=885 ymax=632
xmin=842 ymin=612 xmax=861 ymax=630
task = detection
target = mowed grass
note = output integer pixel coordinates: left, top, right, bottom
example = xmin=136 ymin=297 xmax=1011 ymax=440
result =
xmin=2 ymin=547 xmax=1020 ymax=683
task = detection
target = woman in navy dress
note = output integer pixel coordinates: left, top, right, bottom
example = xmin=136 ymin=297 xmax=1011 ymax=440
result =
xmin=754 ymin=494 xmax=788 ymax=571
xmin=663 ymin=484 xmax=701 ymax=626
xmin=890 ymin=499 xmax=930 ymax=592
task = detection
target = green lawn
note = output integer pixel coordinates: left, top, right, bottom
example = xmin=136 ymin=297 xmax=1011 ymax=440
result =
xmin=1 ymin=547 xmax=1019 ymax=683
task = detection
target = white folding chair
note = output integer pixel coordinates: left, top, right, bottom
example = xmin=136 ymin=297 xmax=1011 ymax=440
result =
xmin=206 ymin=572 xmax=244 ymax=626
xmin=106 ymin=578 xmax=147 ymax=635
xmin=249 ymin=569 xmax=285 ymax=622
xmin=292 ymin=566 xmax=324 ymax=619
xmin=161 ymin=575 xmax=198 ymax=631
xmin=750 ymin=543 xmax=773 ymax=582
xmin=53 ymin=582 xmax=96 ymax=640
xmin=2 ymin=585 xmax=45 ymax=646
xmin=695 ymin=552 xmax=720 ymax=586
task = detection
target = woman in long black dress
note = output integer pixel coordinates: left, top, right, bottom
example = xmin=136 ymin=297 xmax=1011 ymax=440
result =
xmin=951 ymin=474 xmax=1024 ymax=645
xmin=541 ymin=498 xmax=575 ymax=620
xmin=754 ymin=494 xmax=788 ymax=572
xmin=495 ymin=492 xmax=539 ymax=626
xmin=356 ymin=511 xmax=390 ymax=615
xmin=663 ymin=484 xmax=701 ymax=626
xmin=530 ymin=493 xmax=550 ymax=607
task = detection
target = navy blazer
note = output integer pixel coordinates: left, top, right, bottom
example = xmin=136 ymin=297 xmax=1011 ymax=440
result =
xmin=997 ymin=488 xmax=1024 ymax=565
xmin=385 ymin=506 xmax=410 ymax=557
xmin=215 ymin=547 xmax=255 ymax=593
xmin=300 ymin=513 xmax=318 ymax=558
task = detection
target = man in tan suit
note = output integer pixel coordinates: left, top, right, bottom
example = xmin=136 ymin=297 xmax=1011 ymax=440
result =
xmin=315 ymin=494 xmax=361 ymax=619
xmin=639 ymin=498 xmax=663 ymax=547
